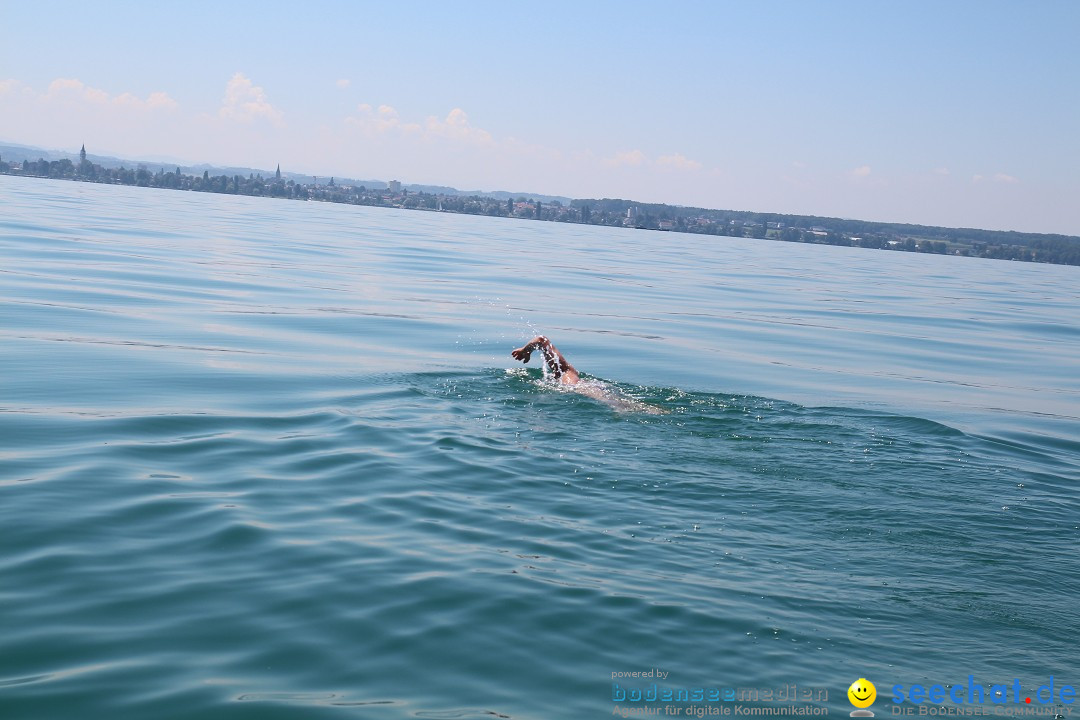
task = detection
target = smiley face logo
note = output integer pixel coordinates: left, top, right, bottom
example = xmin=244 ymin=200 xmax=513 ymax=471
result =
xmin=848 ymin=678 xmax=877 ymax=709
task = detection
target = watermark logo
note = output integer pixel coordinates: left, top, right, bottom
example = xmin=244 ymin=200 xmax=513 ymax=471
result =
xmin=890 ymin=675 xmax=1075 ymax=713
xmin=849 ymin=679 xmax=877 ymax=717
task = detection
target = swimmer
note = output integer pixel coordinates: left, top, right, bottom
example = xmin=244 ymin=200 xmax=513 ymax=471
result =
xmin=512 ymin=335 xmax=667 ymax=413
xmin=511 ymin=335 xmax=580 ymax=385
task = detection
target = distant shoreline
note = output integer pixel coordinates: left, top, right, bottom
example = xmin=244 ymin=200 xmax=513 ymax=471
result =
xmin=2 ymin=151 xmax=1078 ymax=267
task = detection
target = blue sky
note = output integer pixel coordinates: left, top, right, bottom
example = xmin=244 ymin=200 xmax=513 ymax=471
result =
xmin=2 ymin=0 xmax=1078 ymax=234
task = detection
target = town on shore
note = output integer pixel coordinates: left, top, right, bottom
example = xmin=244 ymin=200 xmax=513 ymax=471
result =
xmin=2 ymin=145 xmax=1078 ymax=267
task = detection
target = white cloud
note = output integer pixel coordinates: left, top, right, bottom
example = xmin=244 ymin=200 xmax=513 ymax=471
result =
xmin=47 ymin=78 xmax=107 ymax=103
xmin=424 ymin=108 xmax=493 ymax=144
xmin=218 ymin=73 xmax=282 ymax=125
xmin=336 ymin=78 xmax=351 ymax=89
xmin=657 ymin=153 xmax=703 ymax=171
xmin=146 ymin=91 xmax=178 ymax=110
xmin=345 ymin=103 xmax=493 ymax=145
xmin=329 ymin=102 xmax=566 ymax=194
xmin=606 ymin=149 xmax=647 ymax=167
xmin=933 ymin=167 xmax=950 ymax=176
xmin=116 ymin=90 xmax=178 ymax=111
xmin=973 ymin=173 xmax=1018 ymax=184
xmin=33 ymin=78 xmax=177 ymax=111
xmin=846 ymin=164 xmax=888 ymax=188
xmin=346 ymin=102 xmax=417 ymax=134
xmin=0 ymin=77 xmax=188 ymax=164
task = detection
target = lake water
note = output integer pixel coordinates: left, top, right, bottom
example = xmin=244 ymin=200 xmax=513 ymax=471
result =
xmin=2 ymin=176 xmax=1078 ymax=719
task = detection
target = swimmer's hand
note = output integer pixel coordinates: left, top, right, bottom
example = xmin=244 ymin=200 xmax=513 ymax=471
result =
xmin=513 ymin=336 xmax=551 ymax=363
xmin=511 ymin=336 xmax=579 ymax=384
xmin=513 ymin=336 xmax=552 ymax=364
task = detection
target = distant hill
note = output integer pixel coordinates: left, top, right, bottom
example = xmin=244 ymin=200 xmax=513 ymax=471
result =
xmin=404 ymin=183 xmax=573 ymax=205
xmin=0 ymin=142 xmax=185 ymax=171
xmin=5 ymin=139 xmax=1078 ymax=265
xmin=0 ymin=140 xmax=571 ymax=204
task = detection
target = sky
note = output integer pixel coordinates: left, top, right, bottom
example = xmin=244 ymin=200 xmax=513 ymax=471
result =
xmin=2 ymin=0 xmax=1078 ymax=235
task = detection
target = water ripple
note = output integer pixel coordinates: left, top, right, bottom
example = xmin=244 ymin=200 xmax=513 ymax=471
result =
xmin=2 ymin=177 xmax=1077 ymax=720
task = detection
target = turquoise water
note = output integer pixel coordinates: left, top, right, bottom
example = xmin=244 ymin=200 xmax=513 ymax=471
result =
xmin=2 ymin=176 xmax=1078 ymax=719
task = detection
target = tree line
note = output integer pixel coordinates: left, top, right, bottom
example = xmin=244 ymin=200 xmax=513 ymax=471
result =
xmin=571 ymin=198 xmax=1080 ymax=265
xmin=2 ymin=153 xmax=1078 ymax=267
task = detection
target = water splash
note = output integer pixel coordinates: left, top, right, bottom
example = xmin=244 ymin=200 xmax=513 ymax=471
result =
xmin=530 ymin=374 xmax=668 ymax=414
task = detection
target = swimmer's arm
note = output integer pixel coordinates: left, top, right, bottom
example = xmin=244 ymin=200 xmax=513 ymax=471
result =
xmin=511 ymin=336 xmax=579 ymax=383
